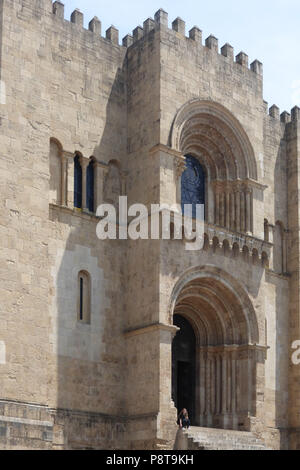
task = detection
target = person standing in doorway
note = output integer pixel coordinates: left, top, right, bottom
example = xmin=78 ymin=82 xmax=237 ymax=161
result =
xmin=177 ymin=408 xmax=190 ymax=429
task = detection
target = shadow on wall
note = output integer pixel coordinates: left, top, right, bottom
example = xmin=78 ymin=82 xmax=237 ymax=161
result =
xmin=48 ymin=63 xmax=128 ymax=449
xmin=269 ymin=131 xmax=289 ymax=447
xmin=93 ymin=67 xmax=127 ymax=166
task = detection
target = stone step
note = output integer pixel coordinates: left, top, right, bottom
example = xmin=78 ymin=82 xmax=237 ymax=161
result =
xmin=192 ymin=437 xmax=263 ymax=445
xmin=184 ymin=426 xmax=269 ymax=451
xmin=188 ymin=434 xmax=262 ymax=444
xmin=187 ymin=426 xmax=256 ymax=436
xmin=193 ymin=437 xmax=262 ymax=446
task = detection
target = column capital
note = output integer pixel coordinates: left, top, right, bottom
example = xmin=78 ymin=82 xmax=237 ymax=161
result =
xmin=80 ymin=156 xmax=90 ymax=168
xmin=174 ymin=155 xmax=186 ymax=179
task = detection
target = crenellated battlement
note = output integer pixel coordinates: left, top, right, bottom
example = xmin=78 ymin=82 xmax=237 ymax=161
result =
xmin=49 ymin=1 xmax=300 ymax=121
xmin=266 ymin=103 xmax=299 ymax=124
xmin=50 ymin=2 xmax=263 ymax=77
xmin=52 ymin=1 xmax=121 ymax=46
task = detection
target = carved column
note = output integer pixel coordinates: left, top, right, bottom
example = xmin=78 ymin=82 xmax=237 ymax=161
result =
xmin=235 ymin=189 xmax=241 ymax=232
xmin=231 ymin=351 xmax=237 ymax=412
xmin=64 ymin=151 xmax=75 ymax=208
xmin=206 ymin=353 xmax=212 ymax=426
xmin=215 ymin=190 xmax=220 ymax=226
xmin=240 ymin=190 xmax=246 ymax=232
xmin=245 ymin=188 xmax=252 ymax=235
xmin=230 ymin=192 xmax=235 ymax=231
xmin=174 ymin=155 xmax=186 ymax=206
xmin=248 ymin=348 xmax=253 ymax=416
xmin=222 ymin=351 xmax=227 ymax=418
xmin=226 ymin=189 xmax=230 ymax=229
xmin=221 ymin=192 xmax=226 ymax=227
xmin=227 ymin=352 xmax=232 ymax=414
xmin=216 ymin=354 xmax=221 ymax=415
xmin=61 ymin=152 xmax=68 ymax=206
xmin=199 ymin=350 xmax=206 ymax=425
xmin=210 ymin=354 xmax=216 ymax=417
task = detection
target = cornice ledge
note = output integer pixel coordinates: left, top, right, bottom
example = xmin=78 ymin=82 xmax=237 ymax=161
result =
xmin=149 ymin=144 xmax=183 ymax=159
xmin=124 ymin=322 xmax=179 ymax=338
xmin=211 ymin=178 xmax=268 ymax=191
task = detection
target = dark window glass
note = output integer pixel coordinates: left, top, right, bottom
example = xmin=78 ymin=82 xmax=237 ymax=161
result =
xmin=80 ymin=277 xmax=83 ymax=321
xmin=181 ymin=155 xmax=205 ymax=219
xmin=86 ymin=161 xmax=94 ymax=212
xmin=74 ymin=155 xmax=82 ymax=209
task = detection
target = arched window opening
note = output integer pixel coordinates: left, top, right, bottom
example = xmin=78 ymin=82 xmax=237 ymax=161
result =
xmin=86 ymin=160 xmax=95 ymax=213
xmin=252 ymin=249 xmax=259 ymax=266
xmin=74 ymin=154 xmax=82 ymax=209
xmin=243 ymin=245 xmax=250 ymax=263
xmin=181 ymin=155 xmax=205 ymax=219
xmin=78 ymin=271 xmax=91 ymax=324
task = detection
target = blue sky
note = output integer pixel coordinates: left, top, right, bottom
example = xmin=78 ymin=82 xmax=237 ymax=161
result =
xmin=63 ymin=0 xmax=300 ymax=113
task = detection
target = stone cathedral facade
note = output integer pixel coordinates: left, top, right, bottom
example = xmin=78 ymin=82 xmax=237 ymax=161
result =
xmin=0 ymin=0 xmax=300 ymax=450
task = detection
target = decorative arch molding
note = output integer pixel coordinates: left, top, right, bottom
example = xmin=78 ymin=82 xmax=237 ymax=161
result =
xmin=50 ymin=137 xmax=64 ymax=154
xmin=170 ymin=99 xmax=258 ymax=181
xmin=169 ymin=264 xmax=260 ymax=346
xmin=170 ymin=265 xmax=265 ymax=431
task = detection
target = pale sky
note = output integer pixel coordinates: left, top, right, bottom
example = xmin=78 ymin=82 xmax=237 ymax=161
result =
xmin=63 ymin=0 xmax=300 ymax=113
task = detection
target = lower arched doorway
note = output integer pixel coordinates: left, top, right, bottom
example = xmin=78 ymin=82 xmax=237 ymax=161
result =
xmin=171 ymin=267 xmax=264 ymax=431
xmin=172 ymin=314 xmax=196 ymax=423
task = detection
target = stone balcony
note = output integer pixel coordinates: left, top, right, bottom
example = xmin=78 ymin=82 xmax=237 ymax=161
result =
xmin=168 ymin=213 xmax=272 ymax=267
xmin=203 ymin=222 xmax=272 ymax=265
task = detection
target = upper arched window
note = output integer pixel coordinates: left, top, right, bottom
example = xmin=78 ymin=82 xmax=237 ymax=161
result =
xmin=74 ymin=154 xmax=82 ymax=209
xmin=78 ymin=270 xmax=91 ymax=324
xmin=86 ymin=160 xmax=94 ymax=213
xmin=181 ymin=155 xmax=205 ymax=219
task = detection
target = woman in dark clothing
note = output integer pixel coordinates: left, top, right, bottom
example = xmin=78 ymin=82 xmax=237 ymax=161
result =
xmin=177 ymin=408 xmax=190 ymax=429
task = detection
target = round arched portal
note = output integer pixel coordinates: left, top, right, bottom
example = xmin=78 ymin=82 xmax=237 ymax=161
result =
xmin=171 ymin=266 xmax=263 ymax=431
xmin=172 ymin=314 xmax=196 ymax=423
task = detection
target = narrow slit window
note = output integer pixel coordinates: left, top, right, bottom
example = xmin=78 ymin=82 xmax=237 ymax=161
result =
xmin=86 ymin=160 xmax=95 ymax=212
xmin=77 ymin=271 xmax=91 ymax=324
xmin=79 ymin=277 xmax=83 ymax=321
xmin=74 ymin=154 xmax=83 ymax=209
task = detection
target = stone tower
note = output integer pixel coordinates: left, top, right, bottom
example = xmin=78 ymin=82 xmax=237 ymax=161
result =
xmin=0 ymin=0 xmax=300 ymax=450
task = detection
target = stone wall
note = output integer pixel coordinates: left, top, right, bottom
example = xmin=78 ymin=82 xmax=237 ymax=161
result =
xmin=0 ymin=0 xmax=127 ymax=448
xmin=0 ymin=0 xmax=299 ymax=450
